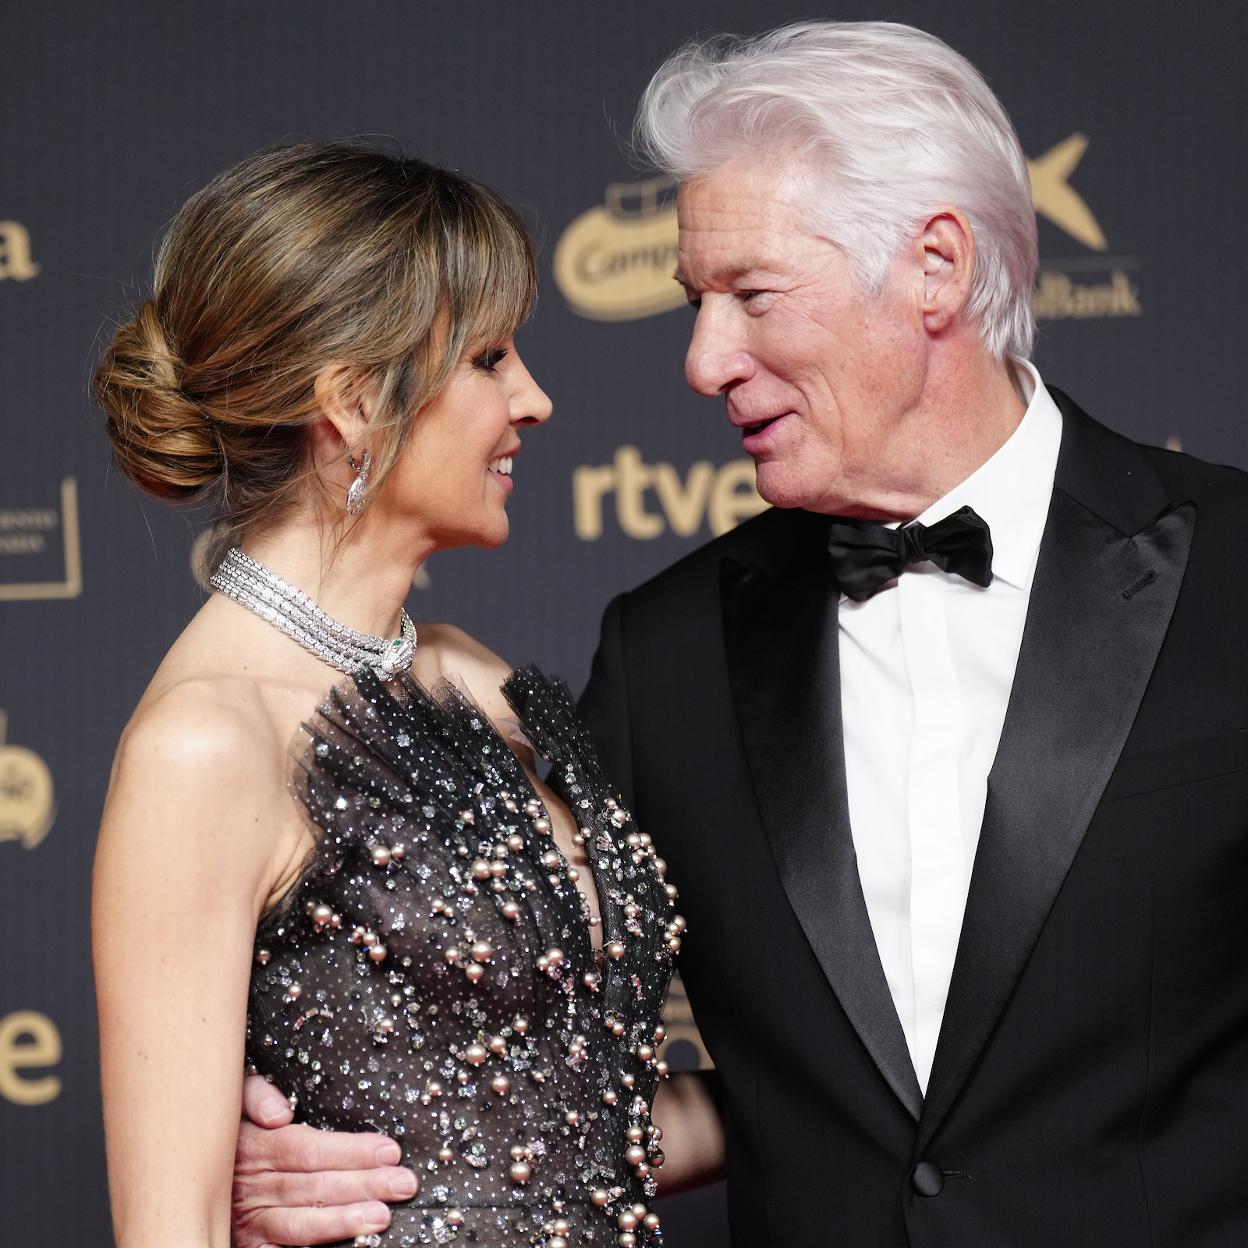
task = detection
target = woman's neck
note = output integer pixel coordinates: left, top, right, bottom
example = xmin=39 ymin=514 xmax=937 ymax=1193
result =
xmin=239 ymin=506 xmax=434 ymax=639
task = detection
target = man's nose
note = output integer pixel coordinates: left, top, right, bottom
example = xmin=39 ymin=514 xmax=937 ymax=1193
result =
xmin=684 ymin=305 xmax=753 ymax=395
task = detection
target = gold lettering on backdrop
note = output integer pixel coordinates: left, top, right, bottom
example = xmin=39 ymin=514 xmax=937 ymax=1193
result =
xmin=0 ymin=478 xmax=82 ymax=600
xmin=1033 ymin=270 xmax=1142 ymax=319
xmin=0 ymin=220 xmax=40 ymax=281
xmin=1026 ymin=134 xmax=1106 ymax=252
xmin=1026 ymin=134 xmax=1150 ymax=323
xmin=553 ymin=178 xmax=684 ymax=321
xmin=0 ymin=711 xmax=55 ymax=851
xmin=573 ymin=447 xmax=768 ymax=541
xmin=652 ymin=461 xmax=716 ymax=537
xmin=613 ymin=446 xmax=663 ymax=539
xmin=571 ymin=464 xmax=616 ymax=541
xmin=558 ymin=138 xmax=1138 ymax=323
xmin=0 ymin=1011 xmax=63 ymax=1105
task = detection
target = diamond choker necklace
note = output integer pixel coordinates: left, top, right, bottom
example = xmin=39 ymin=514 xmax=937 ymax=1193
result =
xmin=210 ymin=546 xmax=416 ymax=679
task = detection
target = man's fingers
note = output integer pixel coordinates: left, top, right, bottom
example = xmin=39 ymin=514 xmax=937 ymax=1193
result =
xmin=241 ymin=1073 xmax=294 ymax=1128
xmin=250 ymin=1200 xmax=393 ymax=1246
xmin=238 ymin=1120 xmax=402 ymax=1172
xmin=265 ymin=1165 xmax=419 ymax=1209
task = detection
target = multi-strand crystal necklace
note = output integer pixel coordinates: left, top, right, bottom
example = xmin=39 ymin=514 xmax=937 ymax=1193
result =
xmin=210 ymin=546 xmax=416 ymax=679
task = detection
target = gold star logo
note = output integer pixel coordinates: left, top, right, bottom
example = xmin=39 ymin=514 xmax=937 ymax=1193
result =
xmin=1027 ymin=133 xmax=1107 ymax=252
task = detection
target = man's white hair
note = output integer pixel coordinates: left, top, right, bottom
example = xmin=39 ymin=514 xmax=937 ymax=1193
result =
xmin=635 ymin=20 xmax=1038 ymax=359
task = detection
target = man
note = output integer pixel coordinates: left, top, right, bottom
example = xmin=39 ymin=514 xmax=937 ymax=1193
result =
xmin=232 ymin=21 xmax=1248 ymax=1247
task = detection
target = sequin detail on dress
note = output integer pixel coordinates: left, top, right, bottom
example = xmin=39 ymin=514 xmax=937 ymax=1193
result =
xmin=248 ymin=666 xmax=682 ymax=1247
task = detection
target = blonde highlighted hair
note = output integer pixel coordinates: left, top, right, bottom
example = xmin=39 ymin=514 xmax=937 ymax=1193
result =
xmin=95 ymin=140 xmax=536 ymax=569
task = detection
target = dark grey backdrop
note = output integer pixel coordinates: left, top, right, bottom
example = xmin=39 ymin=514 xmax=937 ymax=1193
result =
xmin=2 ymin=2 xmax=1245 ymax=1243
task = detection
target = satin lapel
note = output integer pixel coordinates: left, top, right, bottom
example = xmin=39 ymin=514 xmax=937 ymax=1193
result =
xmin=721 ymin=550 xmax=924 ymax=1120
xmin=916 ymin=404 xmax=1196 ymax=1156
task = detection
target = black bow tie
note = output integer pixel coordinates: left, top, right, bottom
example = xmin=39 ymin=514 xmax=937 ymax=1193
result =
xmin=826 ymin=505 xmax=994 ymax=602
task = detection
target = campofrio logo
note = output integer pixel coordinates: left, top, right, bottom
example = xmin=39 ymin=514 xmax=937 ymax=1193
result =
xmin=554 ymin=135 xmax=1140 ymax=324
xmin=553 ymin=176 xmax=683 ymax=321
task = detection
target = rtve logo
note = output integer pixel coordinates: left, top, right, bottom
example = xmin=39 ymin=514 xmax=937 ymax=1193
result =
xmin=554 ymin=135 xmax=1138 ymax=324
xmin=573 ymin=445 xmax=766 ymax=541
xmin=0 ymin=220 xmax=39 ymax=282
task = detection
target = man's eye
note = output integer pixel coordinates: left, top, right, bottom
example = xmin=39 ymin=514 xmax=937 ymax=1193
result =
xmin=738 ymin=289 xmax=762 ymax=301
xmin=472 ymin=347 xmax=509 ymax=372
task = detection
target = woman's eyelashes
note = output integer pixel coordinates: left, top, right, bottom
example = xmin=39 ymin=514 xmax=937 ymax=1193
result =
xmin=472 ymin=345 xmax=510 ymax=373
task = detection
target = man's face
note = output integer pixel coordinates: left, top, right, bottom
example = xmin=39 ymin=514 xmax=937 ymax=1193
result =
xmin=676 ymin=158 xmax=927 ymax=517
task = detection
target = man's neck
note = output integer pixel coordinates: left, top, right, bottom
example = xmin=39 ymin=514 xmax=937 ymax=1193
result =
xmin=838 ymin=355 xmax=1029 ymax=523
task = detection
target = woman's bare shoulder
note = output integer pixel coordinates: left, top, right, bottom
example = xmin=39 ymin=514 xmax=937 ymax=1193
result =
xmin=122 ymin=673 xmax=284 ymax=777
xmin=104 ymin=673 xmax=297 ymax=860
xmin=123 ymin=592 xmax=337 ymax=787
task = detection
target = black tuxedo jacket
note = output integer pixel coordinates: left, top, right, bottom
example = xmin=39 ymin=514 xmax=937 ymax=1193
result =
xmin=579 ymin=393 xmax=1248 ymax=1247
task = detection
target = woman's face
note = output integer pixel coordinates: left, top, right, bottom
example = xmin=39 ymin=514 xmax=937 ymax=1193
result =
xmin=381 ymin=336 xmax=552 ymax=552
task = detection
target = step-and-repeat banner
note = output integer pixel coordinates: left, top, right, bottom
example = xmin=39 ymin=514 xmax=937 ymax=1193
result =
xmin=3 ymin=2 xmax=1245 ymax=1242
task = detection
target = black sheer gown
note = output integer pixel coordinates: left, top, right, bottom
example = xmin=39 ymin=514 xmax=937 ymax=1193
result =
xmin=247 ymin=666 xmax=682 ymax=1247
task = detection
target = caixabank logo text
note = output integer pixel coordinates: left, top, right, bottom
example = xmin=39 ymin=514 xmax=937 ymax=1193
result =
xmin=1028 ymin=134 xmax=1141 ymax=320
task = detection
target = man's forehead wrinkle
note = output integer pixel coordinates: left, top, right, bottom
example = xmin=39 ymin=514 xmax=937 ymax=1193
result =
xmin=677 ymin=257 xmax=782 ymax=291
xmin=677 ymin=228 xmax=797 ymax=289
xmin=675 ymin=165 xmax=819 ymax=293
xmin=680 ymin=193 xmax=786 ymax=234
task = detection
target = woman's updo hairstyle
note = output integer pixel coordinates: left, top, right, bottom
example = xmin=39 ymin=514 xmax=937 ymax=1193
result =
xmin=95 ymin=140 xmax=537 ymax=569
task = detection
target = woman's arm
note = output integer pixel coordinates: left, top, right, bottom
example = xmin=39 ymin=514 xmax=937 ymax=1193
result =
xmin=651 ymin=1069 xmax=726 ymax=1195
xmin=93 ymin=684 xmax=299 ymax=1248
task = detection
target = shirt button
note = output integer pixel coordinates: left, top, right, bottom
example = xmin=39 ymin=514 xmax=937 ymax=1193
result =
xmin=912 ymin=1161 xmax=944 ymax=1197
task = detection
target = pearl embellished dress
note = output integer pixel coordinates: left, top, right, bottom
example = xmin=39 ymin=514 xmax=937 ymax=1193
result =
xmin=247 ymin=667 xmax=681 ymax=1248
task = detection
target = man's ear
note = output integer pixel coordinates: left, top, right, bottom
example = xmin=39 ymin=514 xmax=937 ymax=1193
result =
xmin=310 ymin=362 xmax=374 ymax=469
xmin=919 ymin=206 xmax=975 ymax=336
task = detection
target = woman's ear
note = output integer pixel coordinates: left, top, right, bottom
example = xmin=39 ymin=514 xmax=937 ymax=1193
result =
xmin=312 ymin=362 xmax=372 ymax=453
xmin=310 ymin=363 xmax=386 ymax=498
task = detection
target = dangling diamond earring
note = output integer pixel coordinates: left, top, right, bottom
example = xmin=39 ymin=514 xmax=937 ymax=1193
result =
xmin=345 ymin=449 xmax=371 ymax=515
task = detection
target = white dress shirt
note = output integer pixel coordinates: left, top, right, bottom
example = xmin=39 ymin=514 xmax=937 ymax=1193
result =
xmin=839 ymin=358 xmax=1063 ymax=1094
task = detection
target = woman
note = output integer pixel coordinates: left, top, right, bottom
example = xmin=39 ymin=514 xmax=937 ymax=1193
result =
xmin=92 ymin=141 xmax=721 ymax=1248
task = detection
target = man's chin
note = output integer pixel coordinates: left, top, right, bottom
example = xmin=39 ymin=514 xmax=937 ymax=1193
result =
xmin=753 ymin=463 xmax=823 ymax=512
